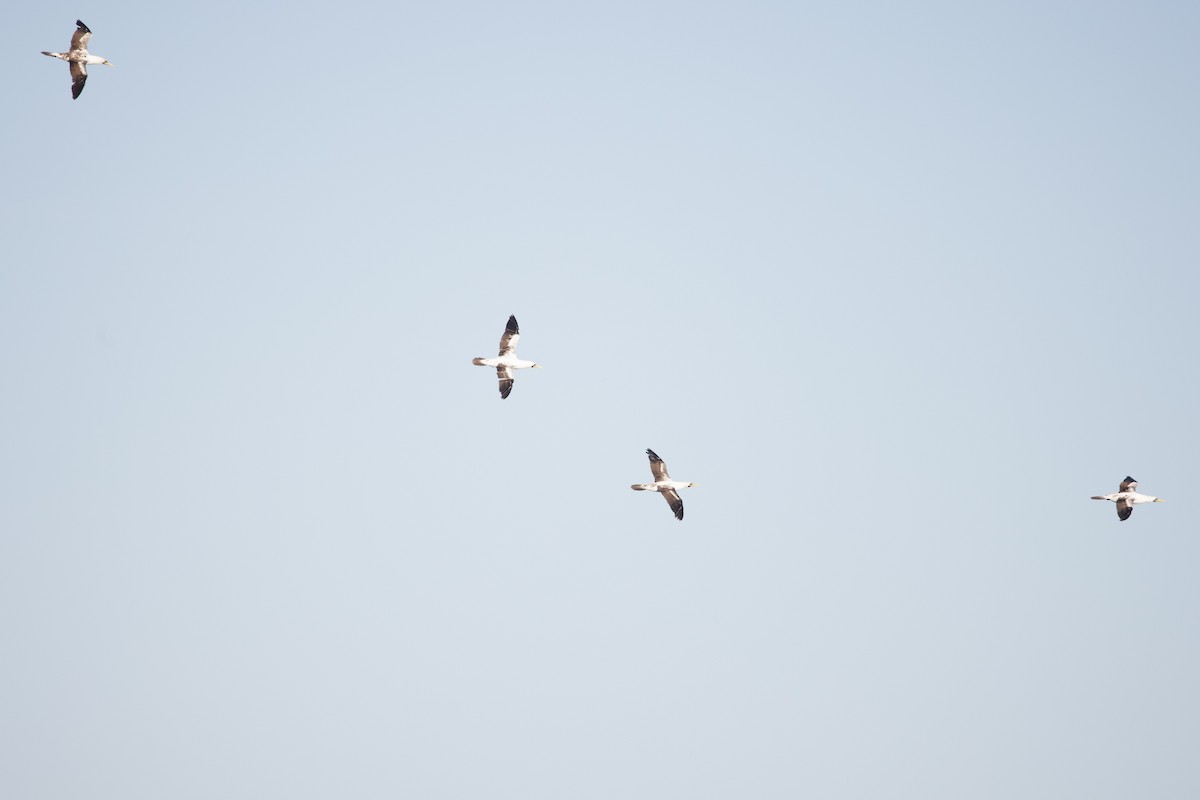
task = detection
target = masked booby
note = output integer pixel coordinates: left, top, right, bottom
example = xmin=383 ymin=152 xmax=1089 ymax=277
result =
xmin=1090 ymin=476 xmax=1164 ymax=521
xmin=471 ymin=314 xmax=542 ymax=399
xmin=631 ymin=449 xmax=697 ymax=521
xmin=42 ymin=20 xmax=113 ymax=99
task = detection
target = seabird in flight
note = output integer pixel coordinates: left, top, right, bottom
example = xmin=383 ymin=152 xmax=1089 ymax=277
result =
xmin=1090 ymin=476 xmax=1164 ymax=521
xmin=631 ymin=449 xmax=697 ymax=521
xmin=471 ymin=314 xmax=542 ymax=399
xmin=42 ymin=20 xmax=113 ymax=99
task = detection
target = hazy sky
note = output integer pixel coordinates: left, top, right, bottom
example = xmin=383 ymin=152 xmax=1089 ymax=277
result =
xmin=3 ymin=2 xmax=1200 ymax=798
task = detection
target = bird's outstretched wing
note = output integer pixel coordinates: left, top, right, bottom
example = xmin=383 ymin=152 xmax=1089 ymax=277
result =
xmin=498 ymin=315 xmax=519 ymax=357
xmin=646 ymin=449 xmax=671 ymax=482
xmin=69 ymin=61 xmax=87 ymax=99
xmin=71 ymin=20 xmax=92 ymax=52
xmin=661 ymin=488 xmax=684 ymax=520
xmin=497 ymin=365 xmax=514 ymax=399
xmin=1116 ymin=498 xmax=1132 ymax=521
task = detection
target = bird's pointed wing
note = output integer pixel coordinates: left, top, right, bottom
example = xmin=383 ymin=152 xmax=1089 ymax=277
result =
xmin=1120 ymin=477 xmax=1138 ymax=492
xmin=661 ymin=488 xmax=684 ymax=520
xmin=69 ymin=61 xmax=87 ymax=99
xmin=497 ymin=365 xmax=514 ymax=399
xmin=1116 ymin=498 xmax=1132 ymax=521
xmin=646 ymin=449 xmax=671 ymax=482
xmin=71 ymin=20 xmax=92 ymax=51
xmin=498 ymin=315 xmax=519 ymax=356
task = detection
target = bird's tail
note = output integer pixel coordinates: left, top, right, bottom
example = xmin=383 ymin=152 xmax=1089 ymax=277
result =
xmin=631 ymin=484 xmax=652 ymax=491
xmin=471 ymin=357 xmax=488 ymax=366
xmin=1090 ymin=496 xmax=1107 ymax=500
xmin=42 ymin=51 xmax=63 ymax=58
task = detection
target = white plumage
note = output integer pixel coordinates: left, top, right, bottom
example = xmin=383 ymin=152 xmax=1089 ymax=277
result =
xmin=42 ymin=20 xmax=113 ymax=100
xmin=631 ymin=449 xmax=697 ymax=521
xmin=471 ymin=315 xmax=542 ymax=399
xmin=1090 ymin=476 xmax=1164 ymax=521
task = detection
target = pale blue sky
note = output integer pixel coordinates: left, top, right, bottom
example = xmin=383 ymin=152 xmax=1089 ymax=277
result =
xmin=3 ymin=2 xmax=1200 ymax=798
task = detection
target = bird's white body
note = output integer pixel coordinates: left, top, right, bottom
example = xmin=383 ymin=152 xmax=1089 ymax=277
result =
xmin=632 ymin=479 xmax=696 ymax=492
xmin=474 ymin=355 xmax=539 ymax=371
xmin=44 ymin=52 xmax=110 ymax=65
xmin=1092 ymin=491 xmax=1160 ymax=505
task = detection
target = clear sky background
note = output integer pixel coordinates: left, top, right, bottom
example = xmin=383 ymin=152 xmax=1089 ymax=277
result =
xmin=3 ymin=1 xmax=1199 ymax=797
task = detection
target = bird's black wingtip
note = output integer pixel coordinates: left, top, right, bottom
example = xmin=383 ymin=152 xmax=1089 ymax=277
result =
xmin=1124 ymin=476 xmax=1136 ymax=483
xmin=505 ymin=314 xmax=519 ymax=334
xmin=76 ymin=20 xmax=91 ymax=33
xmin=669 ymin=495 xmax=685 ymax=520
xmin=646 ymin=448 xmax=661 ymax=461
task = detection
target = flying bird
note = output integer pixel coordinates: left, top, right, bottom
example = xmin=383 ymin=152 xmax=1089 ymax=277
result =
xmin=42 ymin=20 xmax=113 ymax=99
xmin=471 ymin=314 xmax=542 ymax=399
xmin=631 ymin=449 xmax=697 ymax=521
xmin=1090 ymin=476 xmax=1164 ymax=521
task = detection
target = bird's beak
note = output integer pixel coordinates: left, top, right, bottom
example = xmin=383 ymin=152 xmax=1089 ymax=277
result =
xmin=1154 ymin=497 xmax=1165 ymax=502
xmin=533 ymin=364 xmax=543 ymax=369
xmin=105 ymin=61 xmax=114 ymax=67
